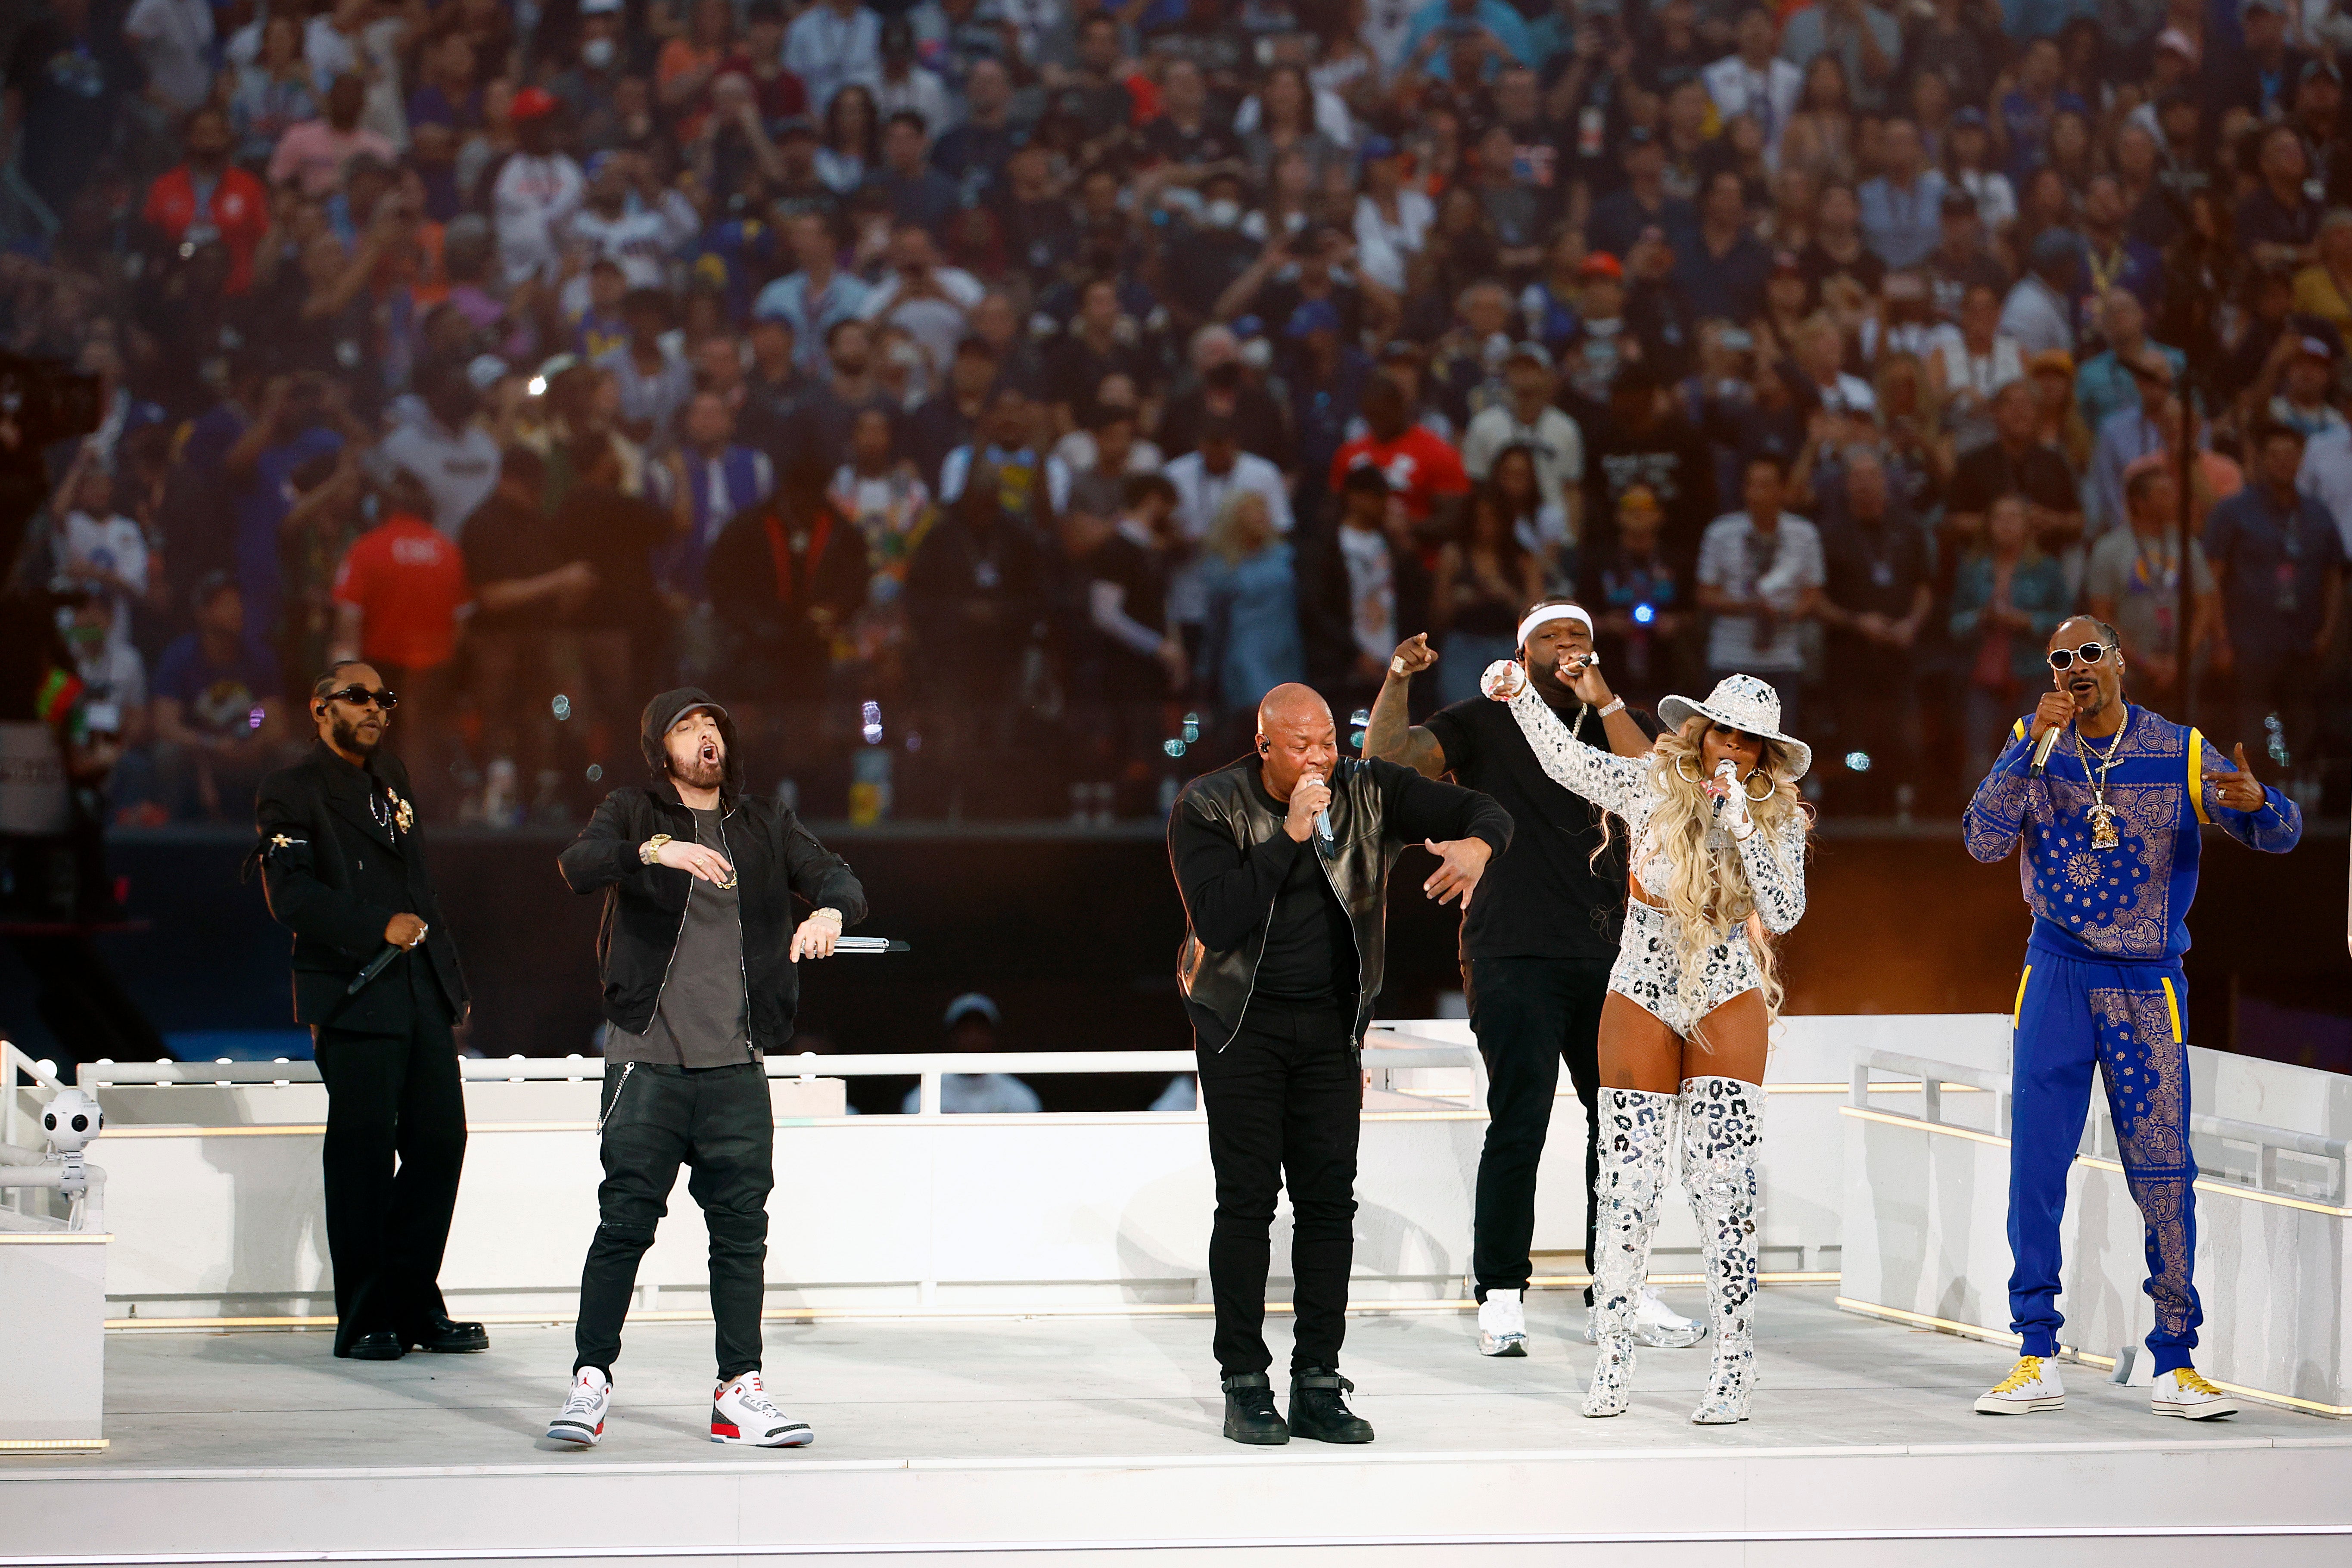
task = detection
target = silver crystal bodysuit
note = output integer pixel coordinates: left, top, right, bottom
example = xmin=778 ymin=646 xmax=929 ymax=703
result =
xmin=1505 ymin=688 xmax=1807 ymax=1034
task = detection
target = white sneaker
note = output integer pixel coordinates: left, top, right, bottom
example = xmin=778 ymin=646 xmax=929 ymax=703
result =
xmin=1975 ymin=1355 xmax=2066 ymax=1415
xmin=2152 ymin=1368 xmax=2238 ymax=1420
xmin=547 ymin=1367 xmax=611 ymax=1447
xmin=711 ymin=1371 xmax=815 ymax=1447
xmin=1477 ymin=1289 xmax=1528 ymax=1356
xmin=1582 ymin=1288 xmax=1706 ymax=1348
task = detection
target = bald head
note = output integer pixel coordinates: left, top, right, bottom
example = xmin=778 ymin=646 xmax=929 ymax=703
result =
xmin=1256 ymin=683 xmax=1338 ymax=801
xmin=1259 ymin=684 xmax=1330 ymax=734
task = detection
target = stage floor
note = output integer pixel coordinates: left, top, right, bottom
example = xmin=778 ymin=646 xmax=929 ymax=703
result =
xmin=10 ymin=1287 xmax=2352 ymax=1565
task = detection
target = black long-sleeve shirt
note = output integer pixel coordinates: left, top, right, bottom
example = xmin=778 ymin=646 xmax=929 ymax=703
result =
xmin=1170 ymin=757 xmax=1513 ymax=964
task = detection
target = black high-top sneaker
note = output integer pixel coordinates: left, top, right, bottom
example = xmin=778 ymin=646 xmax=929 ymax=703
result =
xmin=1221 ymin=1372 xmax=1290 ymax=1445
xmin=1288 ymin=1367 xmax=1375 ymax=1443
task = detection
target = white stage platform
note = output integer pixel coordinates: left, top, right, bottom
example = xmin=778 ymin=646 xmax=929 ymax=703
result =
xmin=6 ymin=1288 xmax=2352 ymax=1566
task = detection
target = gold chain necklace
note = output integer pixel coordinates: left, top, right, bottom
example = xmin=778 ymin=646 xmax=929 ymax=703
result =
xmin=2071 ymin=711 xmax=2131 ymax=850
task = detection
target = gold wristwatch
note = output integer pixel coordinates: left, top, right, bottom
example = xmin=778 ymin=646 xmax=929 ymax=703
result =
xmin=640 ymin=834 xmax=673 ymax=865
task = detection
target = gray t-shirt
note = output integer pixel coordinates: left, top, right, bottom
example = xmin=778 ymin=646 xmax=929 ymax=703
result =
xmin=2084 ymin=529 xmax=2214 ymax=663
xmin=610 ymin=805 xmax=752 ymax=1067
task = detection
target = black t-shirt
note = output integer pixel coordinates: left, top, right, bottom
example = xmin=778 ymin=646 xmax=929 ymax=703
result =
xmin=461 ymin=495 xmax=560 ymax=634
xmin=1088 ymin=528 xmax=1169 ymax=698
xmin=1820 ymin=508 xmax=1932 ymax=659
xmin=1797 ymin=238 xmax=1887 ymax=304
xmin=1581 ymin=412 xmax=1718 ymax=568
xmin=1242 ymin=770 xmax=1358 ymax=1002
xmin=562 ymin=481 xmax=674 ymax=632
xmin=1946 ymin=439 xmax=2077 ymax=519
xmin=1138 ymin=115 xmax=1239 ymax=170
xmin=1422 ymin=692 xmax=1628 ymax=963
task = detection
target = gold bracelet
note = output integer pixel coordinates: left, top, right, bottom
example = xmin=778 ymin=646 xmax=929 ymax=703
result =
xmin=640 ymin=834 xmax=672 ymax=865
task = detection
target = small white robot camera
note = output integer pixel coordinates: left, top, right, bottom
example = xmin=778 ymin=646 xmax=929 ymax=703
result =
xmin=42 ymin=1087 xmax=104 ymax=1155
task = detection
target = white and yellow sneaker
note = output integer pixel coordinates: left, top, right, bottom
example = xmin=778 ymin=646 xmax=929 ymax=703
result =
xmin=2152 ymin=1368 xmax=2238 ymax=1421
xmin=1974 ymin=1355 xmax=2066 ymax=1415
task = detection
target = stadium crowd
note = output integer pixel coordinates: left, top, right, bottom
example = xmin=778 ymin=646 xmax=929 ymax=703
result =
xmin=4 ymin=0 xmax=2350 ymax=827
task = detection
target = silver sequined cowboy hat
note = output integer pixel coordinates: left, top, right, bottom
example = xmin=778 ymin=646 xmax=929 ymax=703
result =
xmin=1656 ymin=674 xmax=1812 ymax=781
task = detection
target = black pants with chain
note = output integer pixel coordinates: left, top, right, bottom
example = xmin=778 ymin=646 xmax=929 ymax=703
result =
xmin=575 ymin=1060 xmax=774 ymax=1382
xmin=1194 ymin=997 xmax=1361 ymax=1377
xmin=1467 ymin=957 xmax=1612 ymax=1307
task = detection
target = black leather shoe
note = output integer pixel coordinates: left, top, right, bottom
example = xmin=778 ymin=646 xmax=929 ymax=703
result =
xmin=1288 ymin=1367 xmax=1374 ymax=1443
xmin=337 ymin=1332 xmax=407 ymax=1361
xmin=405 ymin=1317 xmax=490 ymax=1353
xmin=1221 ymin=1372 xmax=1289 ymax=1445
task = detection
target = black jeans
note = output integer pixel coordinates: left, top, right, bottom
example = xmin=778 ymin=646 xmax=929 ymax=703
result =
xmin=576 ymin=1060 xmax=774 ymax=1382
xmin=313 ymin=990 xmax=467 ymax=1353
xmin=1195 ymin=997 xmax=1360 ymax=1377
xmin=1468 ymin=957 xmax=1611 ymax=1307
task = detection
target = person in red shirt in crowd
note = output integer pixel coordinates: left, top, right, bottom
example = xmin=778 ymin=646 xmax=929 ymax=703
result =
xmin=142 ymin=104 xmax=272 ymax=295
xmin=330 ymin=469 xmax=473 ymax=817
xmin=1330 ymin=373 xmax=1472 ymax=559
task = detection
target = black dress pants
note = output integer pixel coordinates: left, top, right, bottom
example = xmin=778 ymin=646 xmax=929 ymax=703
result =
xmin=1467 ymin=957 xmax=1612 ymax=1307
xmin=313 ymin=982 xmax=467 ymax=1353
xmin=575 ymin=1060 xmax=774 ymax=1382
xmin=1195 ymin=998 xmax=1360 ymax=1376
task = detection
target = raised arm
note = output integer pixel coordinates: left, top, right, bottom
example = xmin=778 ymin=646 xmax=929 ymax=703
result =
xmin=1963 ymin=714 xmax=2053 ymax=865
xmin=1169 ymin=791 xmax=1306 ymax=953
xmin=1499 ymin=681 xmax=1652 ymax=818
xmin=559 ymin=792 xmax=673 ymax=898
xmin=1363 ymin=633 xmax=1447 ymax=778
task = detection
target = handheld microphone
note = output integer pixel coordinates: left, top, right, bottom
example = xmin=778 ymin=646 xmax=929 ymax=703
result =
xmin=1710 ymin=756 xmax=1739 ymax=817
xmin=346 ymin=942 xmax=404 ymax=996
xmin=1304 ymin=771 xmax=1335 ymax=846
xmin=2028 ymin=722 xmax=2064 ymax=779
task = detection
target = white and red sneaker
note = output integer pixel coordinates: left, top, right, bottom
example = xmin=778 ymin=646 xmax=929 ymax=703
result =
xmin=711 ymin=1371 xmax=814 ymax=1447
xmin=547 ymin=1367 xmax=611 ymax=1447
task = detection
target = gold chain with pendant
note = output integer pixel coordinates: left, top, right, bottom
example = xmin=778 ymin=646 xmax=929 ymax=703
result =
xmin=2072 ymin=712 xmax=2131 ymax=850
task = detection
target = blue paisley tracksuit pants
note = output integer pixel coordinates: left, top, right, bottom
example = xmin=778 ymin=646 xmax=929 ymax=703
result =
xmin=2007 ymin=949 xmax=2202 ymax=1374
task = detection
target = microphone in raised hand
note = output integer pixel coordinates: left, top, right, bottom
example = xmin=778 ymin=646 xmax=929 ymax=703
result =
xmin=1303 ymin=771 xmax=1335 ymax=846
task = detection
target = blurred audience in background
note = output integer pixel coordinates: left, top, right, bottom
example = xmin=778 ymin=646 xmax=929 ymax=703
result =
xmin=3 ymin=0 xmax=2349 ymax=831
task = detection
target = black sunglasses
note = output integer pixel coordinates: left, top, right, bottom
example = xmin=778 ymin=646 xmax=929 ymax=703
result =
xmin=321 ymin=684 xmax=399 ymax=710
xmin=2045 ymin=642 xmax=2112 ymax=673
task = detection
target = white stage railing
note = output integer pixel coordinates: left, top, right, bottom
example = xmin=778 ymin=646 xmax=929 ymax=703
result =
xmin=1841 ymin=1044 xmax=2352 ymax=1417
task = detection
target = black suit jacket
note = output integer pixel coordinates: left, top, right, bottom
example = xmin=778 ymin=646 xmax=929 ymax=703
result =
xmin=255 ymin=741 xmax=469 ymax=1033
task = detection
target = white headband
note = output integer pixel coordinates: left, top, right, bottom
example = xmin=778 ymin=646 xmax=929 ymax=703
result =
xmin=1516 ymin=604 xmax=1594 ymax=649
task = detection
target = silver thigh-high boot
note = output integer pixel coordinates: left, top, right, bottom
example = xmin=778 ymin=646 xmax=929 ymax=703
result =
xmin=1583 ymin=1086 xmax=1678 ymax=1418
xmin=1681 ymin=1076 xmax=1765 ymax=1424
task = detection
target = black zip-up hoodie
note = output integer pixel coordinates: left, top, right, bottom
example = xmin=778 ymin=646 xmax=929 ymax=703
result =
xmin=557 ymin=688 xmax=868 ymax=1052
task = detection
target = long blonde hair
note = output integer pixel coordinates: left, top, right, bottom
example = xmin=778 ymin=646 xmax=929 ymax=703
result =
xmin=1632 ymin=716 xmax=1812 ymax=1035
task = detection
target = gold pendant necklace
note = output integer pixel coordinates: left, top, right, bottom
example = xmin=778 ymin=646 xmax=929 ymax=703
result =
xmin=2072 ymin=712 xmax=2131 ymax=850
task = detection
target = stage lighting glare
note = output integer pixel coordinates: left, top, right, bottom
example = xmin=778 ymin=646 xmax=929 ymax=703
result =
xmin=1164 ymin=739 xmax=1186 ymax=758
xmin=1845 ymin=750 xmax=1872 ymax=773
xmin=551 ymin=694 xmax=572 ymax=721
xmin=1633 ymin=602 xmax=1656 ymax=625
xmin=585 ymin=764 xmax=603 ymax=781
xmin=526 ymin=376 xmax=548 ymax=396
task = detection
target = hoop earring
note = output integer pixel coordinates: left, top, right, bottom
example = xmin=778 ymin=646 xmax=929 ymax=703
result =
xmin=1745 ymin=771 xmax=1775 ymax=803
xmin=1674 ymin=754 xmax=1704 ymax=785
